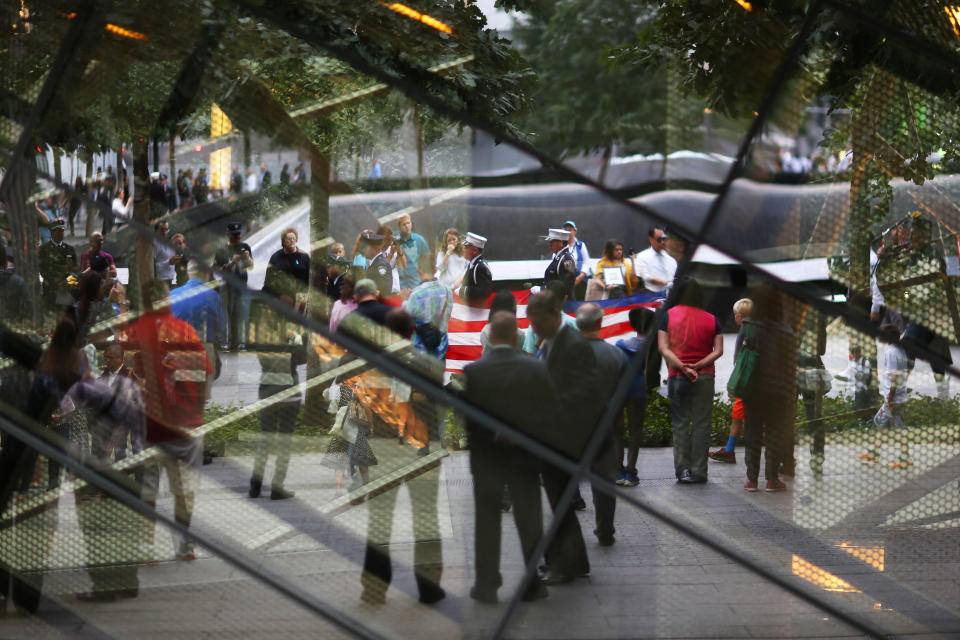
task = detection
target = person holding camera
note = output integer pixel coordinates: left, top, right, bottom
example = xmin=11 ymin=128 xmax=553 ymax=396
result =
xmin=214 ymin=222 xmax=255 ymax=350
xmin=153 ymin=220 xmax=178 ymax=288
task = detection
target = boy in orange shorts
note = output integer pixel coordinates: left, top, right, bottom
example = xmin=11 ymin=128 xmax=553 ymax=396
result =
xmin=709 ymin=298 xmax=752 ymax=463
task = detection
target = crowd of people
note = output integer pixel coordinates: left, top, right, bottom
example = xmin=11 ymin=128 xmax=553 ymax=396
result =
xmin=17 ymin=160 xmax=305 ymax=250
xmin=0 ymin=184 xmax=933 ymax=612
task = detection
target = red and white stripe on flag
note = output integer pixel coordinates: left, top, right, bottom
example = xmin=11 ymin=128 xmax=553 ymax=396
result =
xmin=444 ymin=290 xmax=662 ymax=373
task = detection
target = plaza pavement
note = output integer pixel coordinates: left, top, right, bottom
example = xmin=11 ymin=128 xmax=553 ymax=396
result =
xmin=2 ymin=349 xmax=959 ymax=639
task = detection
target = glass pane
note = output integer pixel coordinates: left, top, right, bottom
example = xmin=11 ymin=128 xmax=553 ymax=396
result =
xmin=5 ymin=1 xmax=960 ymax=638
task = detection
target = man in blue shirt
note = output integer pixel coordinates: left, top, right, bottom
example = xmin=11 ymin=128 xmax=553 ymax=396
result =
xmin=171 ymin=260 xmax=224 ymax=396
xmin=563 ymin=221 xmax=592 ymax=300
xmin=396 ymin=213 xmax=430 ymax=291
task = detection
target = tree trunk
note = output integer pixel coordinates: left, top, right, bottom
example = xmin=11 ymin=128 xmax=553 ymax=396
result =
xmin=243 ymin=130 xmax=251 ymax=169
xmin=153 ymin=138 xmax=160 ymax=173
xmin=130 ymin=139 xmax=152 ymax=311
xmin=169 ymin=134 xmax=177 ymax=208
xmin=597 ymin=143 xmax=613 ymax=186
xmin=303 ymin=151 xmax=333 ymax=424
xmin=414 ymin=104 xmax=426 ymax=190
xmin=84 ymin=154 xmax=95 ymax=237
xmin=844 ymin=71 xmax=897 ymax=363
xmin=53 ymin=148 xmax=62 ymax=187
xmin=2 ymin=156 xmax=40 ymax=326
xmin=309 ymin=153 xmax=331 ymax=296
xmin=410 ymin=104 xmax=434 ymax=248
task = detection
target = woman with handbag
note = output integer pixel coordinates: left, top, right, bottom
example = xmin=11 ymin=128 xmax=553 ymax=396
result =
xmin=321 ymin=377 xmax=377 ymax=492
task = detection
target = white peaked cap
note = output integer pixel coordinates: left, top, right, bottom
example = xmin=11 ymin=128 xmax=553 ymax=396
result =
xmin=463 ymin=232 xmax=487 ymax=248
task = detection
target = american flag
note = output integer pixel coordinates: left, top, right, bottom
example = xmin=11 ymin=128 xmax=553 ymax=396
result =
xmin=444 ymin=291 xmax=663 ymax=373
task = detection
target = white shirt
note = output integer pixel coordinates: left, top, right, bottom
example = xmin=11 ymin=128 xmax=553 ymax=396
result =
xmin=244 ymin=173 xmax=258 ymax=193
xmin=112 ymin=195 xmax=131 ymax=220
xmin=154 ymin=236 xmax=176 ymax=281
xmin=869 ymin=248 xmax=884 ymax=314
xmin=567 ymin=240 xmax=591 ymax=277
xmin=879 ymin=343 xmax=908 ymax=404
xmin=634 ymin=247 xmax=677 ymax=293
xmin=436 ymin=251 xmax=468 ymax=289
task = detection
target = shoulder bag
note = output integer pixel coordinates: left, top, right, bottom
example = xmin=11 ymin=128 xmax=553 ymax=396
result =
xmin=727 ymin=323 xmax=758 ymax=400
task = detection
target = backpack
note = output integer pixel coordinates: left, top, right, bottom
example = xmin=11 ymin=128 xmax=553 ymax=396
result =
xmin=415 ymin=320 xmax=442 ymax=353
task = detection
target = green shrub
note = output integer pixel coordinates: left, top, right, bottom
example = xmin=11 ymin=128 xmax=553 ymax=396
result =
xmin=639 ymin=388 xmax=960 ymax=449
xmin=442 ymin=407 xmax=468 ymax=449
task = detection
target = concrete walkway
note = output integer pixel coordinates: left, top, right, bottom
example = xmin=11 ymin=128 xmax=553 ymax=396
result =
xmin=2 ymin=429 xmax=959 ymax=639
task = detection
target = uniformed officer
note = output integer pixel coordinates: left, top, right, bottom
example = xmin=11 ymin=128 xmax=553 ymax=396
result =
xmin=543 ymin=228 xmax=576 ymax=300
xmin=359 ymin=230 xmax=392 ymax=296
xmin=457 ymin=232 xmax=492 ymax=301
xmin=38 ymin=218 xmax=78 ymax=316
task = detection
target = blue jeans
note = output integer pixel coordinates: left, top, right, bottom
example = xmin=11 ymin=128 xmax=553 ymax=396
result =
xmin=668 ymin=374 xmax=714 ymax=480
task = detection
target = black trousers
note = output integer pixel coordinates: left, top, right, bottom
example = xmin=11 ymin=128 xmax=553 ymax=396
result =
xmin=802 ymin=390 xmax=825 ymax=457
xmin=361 ymin=459 xmax=443 ymax=600
xmin=470 ymin=445 xmax=543 ymax=591
xmin=541 ymin=464 xmax=590 ymax=576
xmin=590 ymin=438 xmax=617 ymax=538
xmin=75 ymin=482 xmax=139 ymax=595
xmin=252 ymin=401 xmax=299 ymax=487
xmin=744 ymin=391 xmax=793 ymax=482
xmin=613 ymin=397 xmax=647 ymax=474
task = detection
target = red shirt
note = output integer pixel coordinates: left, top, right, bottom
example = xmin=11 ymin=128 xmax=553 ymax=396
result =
xmin=661 ymin=305 xmax=721 ymax=378
xmin=119 ymin=309 xmax=212 ymax=442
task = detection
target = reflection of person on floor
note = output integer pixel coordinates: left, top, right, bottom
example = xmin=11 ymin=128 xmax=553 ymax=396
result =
xmin=357 ymin=309 xmax=446 ymax=606
xmin=797 ymin=307 xmax=828 ymax=476
xmin=66 ymin=367 xmax=146 ymax=601
xmin=248 ymin=303 xmax=306 ymax=501
xmin=464 ymin=311 xmax=552 ymax=604
xmin=859 ymin=324 xmax=913 ymax=468
xmin=120 ymin=280 xmax=212 ymax=562
xmin=742 ymin=284 xmax=797 ymax=493
xmin=0 ymin=318 xmax=84 ymax=612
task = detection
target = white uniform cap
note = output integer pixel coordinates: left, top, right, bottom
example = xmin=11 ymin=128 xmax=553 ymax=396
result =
xmin=544 ymin=228 xmax=571 ymax=242
xmin=463 ymin=232 xmax=487 ymax=249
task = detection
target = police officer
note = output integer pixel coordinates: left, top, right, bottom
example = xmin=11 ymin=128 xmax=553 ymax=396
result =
xmin=457 ymin=232 xmax=492 ymax=301
xmin=38 ymin=218 xmax=78 ymax=316
xmin=543 ymin=228 xmax=576 ymax=300
xmin=359 ymin=230 xmax=392 ymax=296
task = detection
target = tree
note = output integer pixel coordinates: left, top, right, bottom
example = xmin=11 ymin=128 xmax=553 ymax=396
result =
xmin=507 ymin=0 xmax=708 ymax=181
xmin=609 ymin=0 xmax=960 ymax=328
xmin=3 ymin=0 xmax=533 ymax=320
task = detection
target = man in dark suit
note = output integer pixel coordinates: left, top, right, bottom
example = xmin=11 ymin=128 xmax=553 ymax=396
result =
xmin=464 ymin=311 xmax=553 ymax=604
xmin=575 ymin=303 xmax=628 ymax=546
xmin=526 ymin=291 xmax=599 ymax=585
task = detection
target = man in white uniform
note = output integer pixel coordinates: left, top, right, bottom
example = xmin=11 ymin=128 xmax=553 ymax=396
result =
xmin=633 ymin=225 xmax=677 ymax=294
